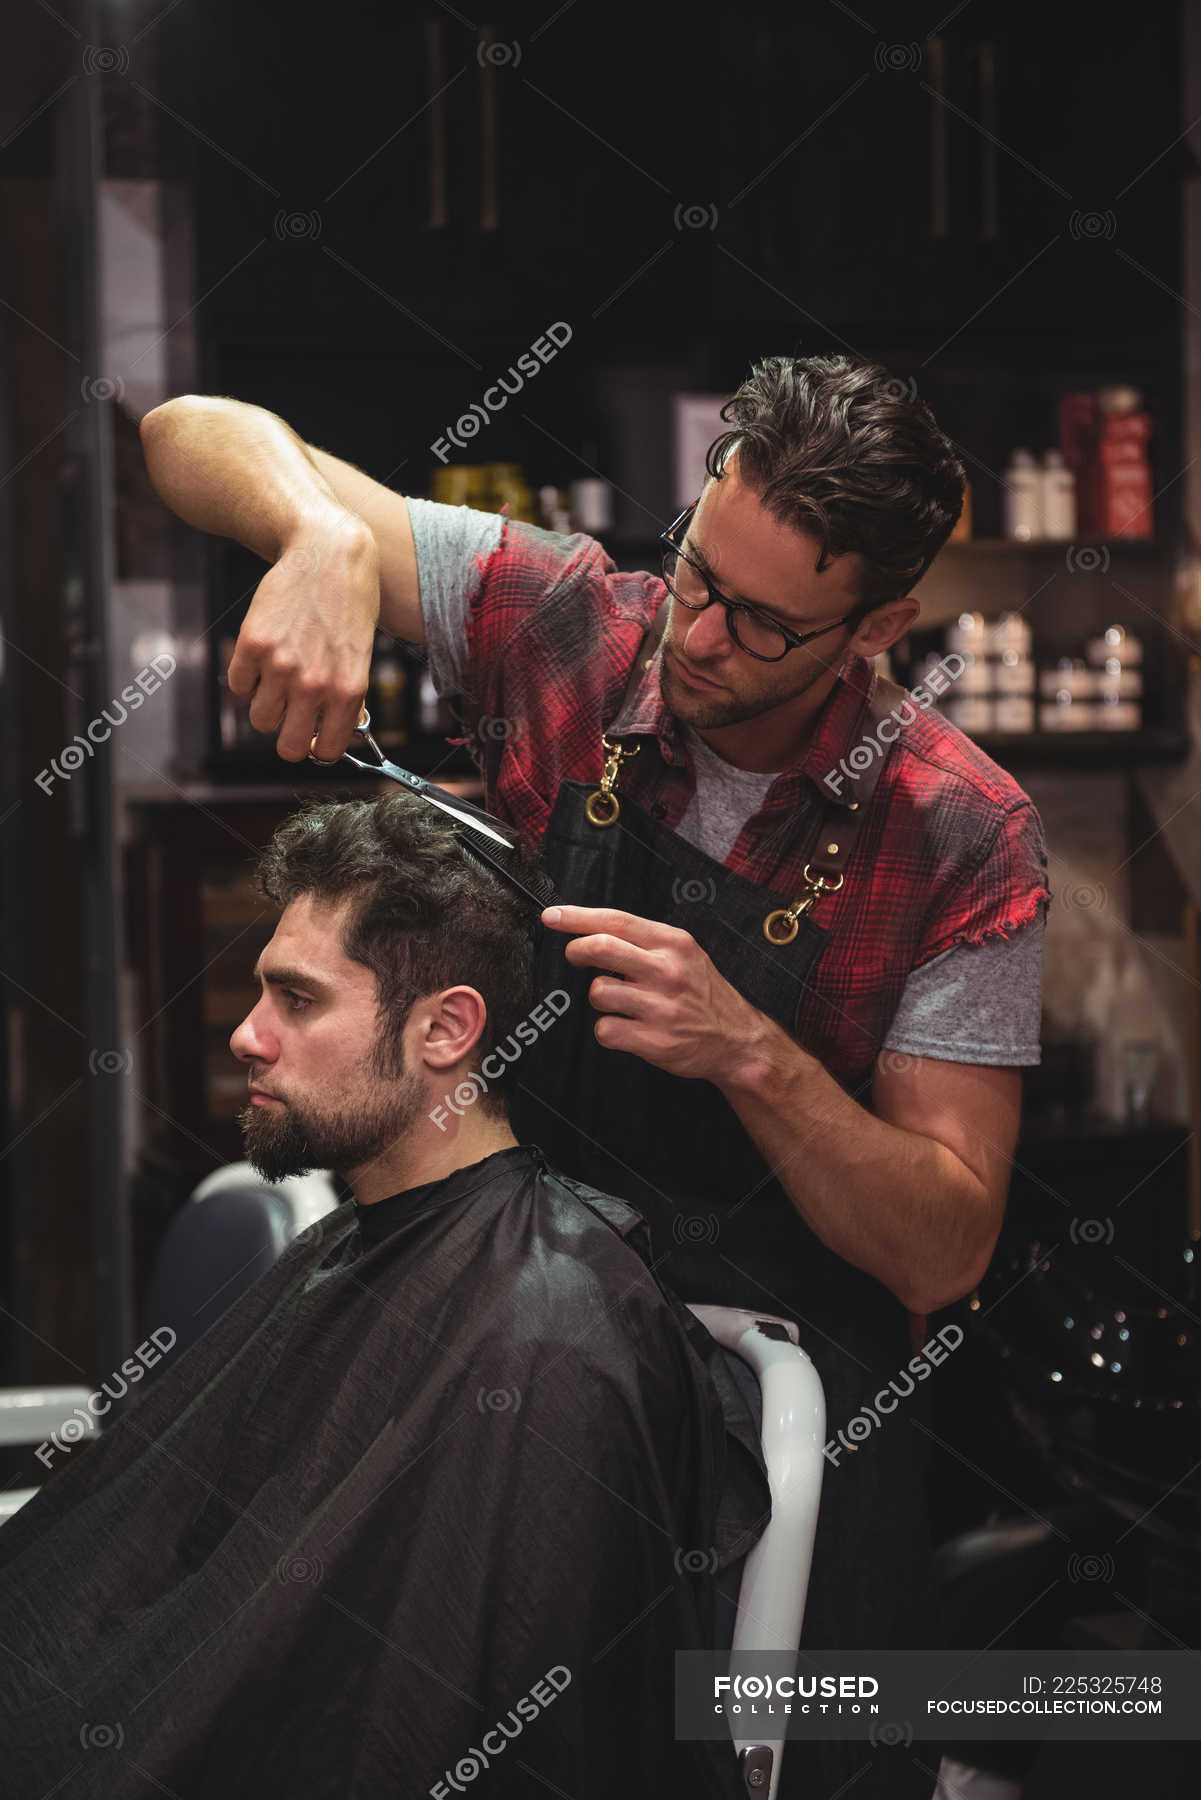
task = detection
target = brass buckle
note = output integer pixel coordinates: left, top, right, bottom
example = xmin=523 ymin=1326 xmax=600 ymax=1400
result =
xmin=585 ymin=735 xmax=640 ymax=828
xmin=762 ymin=862 xmax=845 ymax=944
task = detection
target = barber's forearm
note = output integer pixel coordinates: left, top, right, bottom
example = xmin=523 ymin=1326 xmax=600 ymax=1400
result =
xmin=139 ymin=394 xmax=367 ymax=564
xmin=717 ymin=1014 xmax=990 ymax=1314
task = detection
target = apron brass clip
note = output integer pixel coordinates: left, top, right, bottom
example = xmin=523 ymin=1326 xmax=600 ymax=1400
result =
xmin=763 ymin=863 xmax=845 ymax=945
xmin=585 ymin=735 xmax=640 ymax=828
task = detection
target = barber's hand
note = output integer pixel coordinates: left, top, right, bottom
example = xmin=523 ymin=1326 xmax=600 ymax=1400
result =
xmin=226 ymin=510 xmax=380 ymax=763
xmin=541 ymin=904 xmax=759 ymax=1083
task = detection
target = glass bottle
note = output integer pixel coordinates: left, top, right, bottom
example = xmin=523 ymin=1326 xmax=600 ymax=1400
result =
xmin=369 ymin=631 xmax=408 ymax=750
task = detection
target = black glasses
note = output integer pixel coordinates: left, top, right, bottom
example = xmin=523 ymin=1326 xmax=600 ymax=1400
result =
xmin=658 ymin=502 xmax=859 ymax=663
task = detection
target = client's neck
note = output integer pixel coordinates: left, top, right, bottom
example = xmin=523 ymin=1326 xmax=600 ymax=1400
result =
xmin=349 ymin=1106 xmax=519 ymax=1207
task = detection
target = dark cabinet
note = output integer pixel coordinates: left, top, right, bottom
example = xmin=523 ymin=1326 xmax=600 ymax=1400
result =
xmin=160 ymin=8 xmax=486 ymax=341
xmin=710 ymin=1 xmax=1187 ymax=346
xmin=712 ymin=12 xmax=930 ymax=323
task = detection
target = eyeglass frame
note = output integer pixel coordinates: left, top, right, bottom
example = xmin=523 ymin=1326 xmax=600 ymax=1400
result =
xmin=657 ymin=501 xmax=866 ymax=662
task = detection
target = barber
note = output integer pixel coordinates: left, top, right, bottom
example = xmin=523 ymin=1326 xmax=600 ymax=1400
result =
xmin=141 ymin=357 xmax=1050 ymax=1800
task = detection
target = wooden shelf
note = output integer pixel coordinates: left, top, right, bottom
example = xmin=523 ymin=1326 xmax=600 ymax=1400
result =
xmin=969 ymin=726 xmax=1189 ymax=765
xmin=202 ymin=737 xmax=478 ymax=787
xmin=121 ymin=771 xmax=485 ymax=807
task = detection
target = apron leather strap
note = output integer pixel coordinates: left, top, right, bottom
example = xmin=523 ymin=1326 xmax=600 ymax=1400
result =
xmin=802 ymin=671 xmax=909 ymax=884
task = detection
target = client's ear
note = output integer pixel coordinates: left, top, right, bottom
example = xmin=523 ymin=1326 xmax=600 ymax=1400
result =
xmin=417 ymin=986 xmax=489 ymax=1072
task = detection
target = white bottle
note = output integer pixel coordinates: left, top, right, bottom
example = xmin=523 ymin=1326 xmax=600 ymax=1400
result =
xmin=569 ymin=478 xmax=614 ymax=535
xmin=945 ymin=611 xmax=987 ymax=657
xmin=1101 ymin=943 xmax=1162 ymax=1124
xmin=418 ymin=666 xmax=442 ymax=734
xmin=1041 ymin=450 xmax=1077 ymax=540
xmin=986 ymin=611 xmax=1032 ymax=656
xmin=538 ymin=485 xmax=575 ymax=533
xmin=1003 ymin=449 xmax=1043 ymax=541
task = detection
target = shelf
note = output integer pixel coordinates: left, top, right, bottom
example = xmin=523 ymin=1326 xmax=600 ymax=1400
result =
xmin=121 ymin=749 xmax=484 ymax=807
xmin=203 ymin=737 xmax=478 ymax=785
xmin=1016 ymin=1117 xmax=1188 ymax=1150
xmin=123 ymin=777 xmax=486 ymax=807
xmin=967 ymin=726 xmax=1189 ymax=765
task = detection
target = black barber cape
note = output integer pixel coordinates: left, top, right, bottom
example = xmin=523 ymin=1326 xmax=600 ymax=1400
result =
xmin=0 ymin=1144 xmax=770 ymax=1800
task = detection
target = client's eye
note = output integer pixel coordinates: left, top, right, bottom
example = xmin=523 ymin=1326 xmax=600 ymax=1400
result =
xmin=283 ymin=990 xmax=312 ymax=1013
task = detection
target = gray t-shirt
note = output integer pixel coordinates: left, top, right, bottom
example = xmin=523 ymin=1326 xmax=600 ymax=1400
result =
xmin=404 ymin=495 xmax=1043 ymax=1066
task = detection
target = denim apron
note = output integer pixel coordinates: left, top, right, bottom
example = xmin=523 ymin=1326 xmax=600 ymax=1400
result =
xmin=507 ymin=639 xmax=942 ymax=1799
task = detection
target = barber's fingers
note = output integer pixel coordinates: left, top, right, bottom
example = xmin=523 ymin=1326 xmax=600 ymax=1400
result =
xmin=589 ymin=974 xmax=652 ymax=1017
xmin=234 ymin=661 xmax=367 ymax=764
xmin=306 ymin=691 xmax=370 ymax=764
xmin=563 ymin=932 xmax=658 ymax=981
xmin=238 ymin=660 xmax=321 ymax=764
xmin=542 ymin=904 xmax=687 ymax=953
xmin=226 ymin=525 xmax=378 ymax=763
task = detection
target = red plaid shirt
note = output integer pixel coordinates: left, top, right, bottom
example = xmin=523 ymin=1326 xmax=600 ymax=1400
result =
xmin=452 ymin=518 xmax=1052 ymax=1094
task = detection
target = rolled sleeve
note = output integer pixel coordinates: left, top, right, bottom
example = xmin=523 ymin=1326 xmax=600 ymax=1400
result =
xmin=913 ymin=798 xmax=1052 ymax=969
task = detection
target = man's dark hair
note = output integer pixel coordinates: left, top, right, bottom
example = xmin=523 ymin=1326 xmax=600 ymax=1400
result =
xmin=251 ymin=789 xmax=544 ymax=1114
xmin=705 ymin=353 xmax=966 ymax=619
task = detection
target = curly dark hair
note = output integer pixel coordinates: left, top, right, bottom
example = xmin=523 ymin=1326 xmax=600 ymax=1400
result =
xmin=250 ymin=789 xmax=546 ymax=1113
xmin=705 ymin=354 xmax=966 ymax=617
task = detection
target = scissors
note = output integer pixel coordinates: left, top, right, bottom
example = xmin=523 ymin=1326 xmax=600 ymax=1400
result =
xmin=306 ymin=706 xmax=558 ymax=913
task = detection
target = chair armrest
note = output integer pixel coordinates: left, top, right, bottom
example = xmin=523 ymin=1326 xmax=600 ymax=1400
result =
xmin=0 ymin=1386 xmax=100 ymax=1448
xmin=686 ymin=1306 xmax=826 ymax=1653
xmin=687 ymin=1305 xmax=826 ymax=1800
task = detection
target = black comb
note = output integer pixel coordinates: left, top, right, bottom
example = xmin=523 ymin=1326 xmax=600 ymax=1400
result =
xmin=452 ymin=829 xmax=559 ymax=911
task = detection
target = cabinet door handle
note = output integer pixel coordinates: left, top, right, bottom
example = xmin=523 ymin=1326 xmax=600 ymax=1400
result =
xmin=478 ymin=24 xmax=499 ymax=231
xmin=425 ymin=17 xmax=448 ymax=230
xmin=978 ymin=39 xmax=999 ymax=241
xmin=926 ymin=34 xmax=949 ymax=240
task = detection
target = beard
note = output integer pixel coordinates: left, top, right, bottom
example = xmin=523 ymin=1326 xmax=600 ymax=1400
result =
xmin=235 ymin=1060 xmax=427 ymax=1185
xmin=659 ymin=635 xmax=838 ymax=730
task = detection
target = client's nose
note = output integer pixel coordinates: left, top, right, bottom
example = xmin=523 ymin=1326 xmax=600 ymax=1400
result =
xmin=230 ymin=1002 xmax=273 ymax=1065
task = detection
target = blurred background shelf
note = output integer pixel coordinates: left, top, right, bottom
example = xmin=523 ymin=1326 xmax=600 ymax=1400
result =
xmin=966 ymin=726 xmax=1190 ymax=765
xmin=202 ymin=737 xmax=480 ymax=786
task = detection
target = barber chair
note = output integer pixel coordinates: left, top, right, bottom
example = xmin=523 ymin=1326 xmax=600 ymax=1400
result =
xmin=143 ymin=1161 xmax=341 ymax=1359
xmin=0 ymin=1387 xmax=100 ymax=1523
